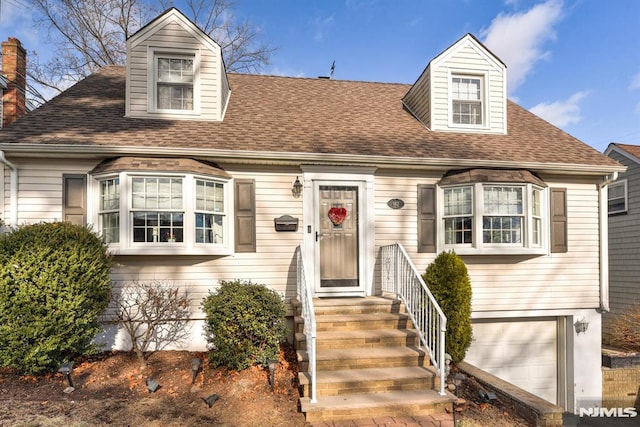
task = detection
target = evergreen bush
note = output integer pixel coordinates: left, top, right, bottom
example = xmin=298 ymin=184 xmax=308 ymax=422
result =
xmin=0 ymin=222 xmax=113 ymax=374
xmin=201 ymin=279 xmax=286 ymax=371
xmin=422 ymin=250 xmax=472 ymax=363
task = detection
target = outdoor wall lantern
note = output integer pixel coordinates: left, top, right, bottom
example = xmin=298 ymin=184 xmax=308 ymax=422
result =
xmin=292 ymin=176 xmax=303 ymax=198
xmin=203 ymin=393 xmax=220 ymax=407
xmin=574 ymin=317 xmax=589 ymax=335
xmin=267 ymin=359 xmax=277 ymax=392
xmin=191 ymin=358 xmax=202 ymax=385
xmin=58 ymin=362 xmax=74 ymax=389
xmin=146 ymin=377 xmax=160 ymax=393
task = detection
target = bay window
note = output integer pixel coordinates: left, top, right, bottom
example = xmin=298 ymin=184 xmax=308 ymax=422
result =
xmin=440 ymin=182 xmax=547 ymax=254
xmin=95 ymin=169 xmax=231 ymax=255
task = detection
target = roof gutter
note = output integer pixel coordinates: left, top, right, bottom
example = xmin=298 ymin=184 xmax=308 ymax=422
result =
xmin=0 ymin=151 xmax=17 ymax=227
xmin=0 ymin=144 xmax=626 ymax=175
xmin=598 ymin=171 xmax=618 ymax=313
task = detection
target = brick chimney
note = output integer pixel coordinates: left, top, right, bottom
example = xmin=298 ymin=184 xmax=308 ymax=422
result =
xmin=2 ymin=37 xmax=27 ymax=127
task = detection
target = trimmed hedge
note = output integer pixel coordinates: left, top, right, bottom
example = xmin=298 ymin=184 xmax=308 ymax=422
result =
xmin=0 ymin=222 xmax=113 ymax=374
xmin=202 ymin=280 xmax=286 ymax=371
xmin=422 ymin=250 xmax=472 ymax=363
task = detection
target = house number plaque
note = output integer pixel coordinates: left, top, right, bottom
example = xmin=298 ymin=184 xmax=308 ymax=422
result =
xmin=387 ymin=198 xmax=405 ymax=209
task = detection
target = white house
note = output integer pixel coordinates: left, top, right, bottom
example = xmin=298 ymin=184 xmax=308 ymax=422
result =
xmin=0 ymin=8 xmax=623 ymax=416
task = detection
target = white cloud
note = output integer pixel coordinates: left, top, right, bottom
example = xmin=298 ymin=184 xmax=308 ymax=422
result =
xmin=630 ymin=71 xmax=640 ymax=90
xmin=312 ymin=15 xmax=335 ymax=42
xmin=481 ymin=0 xmax=564 ymax=94
xmin=529 ymin=91 xmax=588 ymax=127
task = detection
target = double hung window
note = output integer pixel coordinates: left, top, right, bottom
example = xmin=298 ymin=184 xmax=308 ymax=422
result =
xmin=607 ymin=180 xmax=627 ymax=215
xmin=451 ymin=75 xmax=483 ymax=126
xmin=441 ymin=183 xmax=546 ymax=253
xmin=97 ymin=173 xmax=230 ymax=254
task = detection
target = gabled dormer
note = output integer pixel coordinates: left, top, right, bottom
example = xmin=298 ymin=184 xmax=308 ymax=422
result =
xmin=403 ymin=34 xmax=507 ymax=134
xmin=125 ymin=8 xmax=230 ymax=121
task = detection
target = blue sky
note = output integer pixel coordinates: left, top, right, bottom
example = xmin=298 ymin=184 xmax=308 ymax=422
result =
xmin=1 ymin=0 xmax=639 ymax=153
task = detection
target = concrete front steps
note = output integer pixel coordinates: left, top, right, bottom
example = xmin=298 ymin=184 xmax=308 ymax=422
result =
xmin=292 ymin=296 xmax=455 ymax=422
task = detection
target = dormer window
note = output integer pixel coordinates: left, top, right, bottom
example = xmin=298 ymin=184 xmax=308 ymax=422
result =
xmin=451 ymin=75 xmax=483 ymax=126
xmin=156 ymin=55 xmax=194 ymax=110
xmin=146 ymin=48 xmax=200 ymax=115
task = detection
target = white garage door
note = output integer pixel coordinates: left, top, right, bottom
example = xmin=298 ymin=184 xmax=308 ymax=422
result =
xmin=464 ymin=318 xmax=558 ymax=404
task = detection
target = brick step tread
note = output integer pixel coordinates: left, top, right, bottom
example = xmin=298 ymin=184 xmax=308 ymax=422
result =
xmin=296 ymin=328 xmax=418 ymax=342
xmin=298 ymin=365 xmax=437 ymax=386
xmin=298 ymin=346 xmax=426 ymax=363
xmin=299 ymin=389 xmax=455 ymax=416
xmin=315 ymin=312 xmax=410 ymax=322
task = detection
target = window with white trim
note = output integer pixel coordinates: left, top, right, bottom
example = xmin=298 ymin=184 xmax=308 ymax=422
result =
xmin=96 ymin=173 xmax=230 ymax=254
xmin=608 ymin=179 xmax=627 ymax=215
xmin=155 ymin=55 xmax=194 ymax=111
xmin=440 ymin=183 xmax=546 ymax=253
xmin=99 ymin=178 xmax=119 ymax=243
xmin=451 ymin=75 xmax=483 ymax=126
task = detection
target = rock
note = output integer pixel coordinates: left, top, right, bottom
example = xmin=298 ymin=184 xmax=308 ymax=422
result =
xmin=63 ymin=386 xmax=75 ymax=394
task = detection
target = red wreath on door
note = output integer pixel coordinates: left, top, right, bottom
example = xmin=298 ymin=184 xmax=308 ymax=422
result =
xmin=328 ymin=207 xmax=347 ymax=226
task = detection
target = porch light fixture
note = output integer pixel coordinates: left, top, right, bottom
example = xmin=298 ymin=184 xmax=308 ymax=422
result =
xmin=292 ymin=176 xmax=303 ymax=198
xmin=57 ymin=362 xmax=74 ymax=388
xmin=574 ymin=317 xmax=589 ymax=335
xmin=146 ymin=377 xmax=160 ymax=393
xmin=202 ymin=393 xmax=220 ymax=407
xmin=267 ymin=359 xmax=277 ymax=392
xmin=191 ymin=357 xmax=202 ymax=385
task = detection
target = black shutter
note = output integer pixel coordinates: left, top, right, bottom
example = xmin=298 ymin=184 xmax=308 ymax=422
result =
xmin=234 ymin=179 xmax=256 ymax=252
xmin=417 ymin=184 xmax=436 ymax=253
xmin=550 ymin=188 xmax=567 ymax=253
xmin=63 ymin=174 xmax=87 ymax=225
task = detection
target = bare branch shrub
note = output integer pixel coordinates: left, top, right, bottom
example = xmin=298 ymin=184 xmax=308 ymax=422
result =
xmin=113 ymin=280 xmax=191 ymax=367
xmin=610 ymin=302 xmax=640 ymax=352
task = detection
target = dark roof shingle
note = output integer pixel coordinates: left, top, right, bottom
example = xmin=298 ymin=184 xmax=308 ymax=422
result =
xmin=0 ymin=65 xmax=620 ymax=169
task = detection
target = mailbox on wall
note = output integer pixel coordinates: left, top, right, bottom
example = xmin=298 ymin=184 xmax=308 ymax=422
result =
xmin=274 ymin=215 xmax=299 ymax=232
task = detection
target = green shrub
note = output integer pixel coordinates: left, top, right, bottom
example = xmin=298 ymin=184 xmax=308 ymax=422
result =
xmin=201 ymin=279 xmax=286 ymax=371
xmin=422 ymin=250 xmax=472 ymax=363
xmin=0 ymin=222 xmax=113 ymax=374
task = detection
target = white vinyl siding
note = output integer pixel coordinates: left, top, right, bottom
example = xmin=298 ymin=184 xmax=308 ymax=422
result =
xmin=375 ymin=174 xmax=601 ymax=312
xmin=126 ymin=15 xmax=225 ymax=121
xmin=429 ymin=40 xmax=506 ymax=134
xmin=402 ymin=67 xmax=432 ymax=129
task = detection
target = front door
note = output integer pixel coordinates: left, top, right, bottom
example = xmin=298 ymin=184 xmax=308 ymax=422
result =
xmin=315 ymin=183 xmax=363 ymax=295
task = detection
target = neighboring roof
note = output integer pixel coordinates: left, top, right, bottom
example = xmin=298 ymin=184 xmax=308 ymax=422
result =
xmin=90 ymin=157 xmax=230 ymax=178
xmin=605 ymin=143 xmax=640 ymax=165
xmin=0 ymin=65 xmax=622 ymax=172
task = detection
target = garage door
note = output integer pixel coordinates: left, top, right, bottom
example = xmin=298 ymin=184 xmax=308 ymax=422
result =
xmin=464 ymin=318 xmax=558 ymax=404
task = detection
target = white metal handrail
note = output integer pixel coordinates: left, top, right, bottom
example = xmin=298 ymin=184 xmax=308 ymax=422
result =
xmin=381 ymin=243 xmax=447 ymax=396
xmin=295 ymin=245 xmax=317 ymax=403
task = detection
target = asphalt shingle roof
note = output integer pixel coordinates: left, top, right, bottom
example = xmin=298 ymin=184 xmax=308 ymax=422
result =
xmin=0 ymin=65 xmax=620 ymax=169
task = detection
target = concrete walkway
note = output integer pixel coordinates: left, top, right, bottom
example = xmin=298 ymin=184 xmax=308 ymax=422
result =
xmin=307 ymin=413 xmax=455 ymax=427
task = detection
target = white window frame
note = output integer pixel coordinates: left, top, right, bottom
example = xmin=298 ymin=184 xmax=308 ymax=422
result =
xmin=147 ymin=48 xmax=201 ymax=116
xmin=438 ymin=183 xmax=548 ymax=255
xmin=607 ymin=179 xmax=628 ymax=215
xmin=92 ymin=171 xmax=233 ymax=255
xmin=448 ymin=70 xmax=489 ymax=129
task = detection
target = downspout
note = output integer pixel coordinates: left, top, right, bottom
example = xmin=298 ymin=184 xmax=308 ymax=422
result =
xmin=0 ymin=151 xmax=17 ymax=227
xmin=598 ymin=171 xmax=618 ymax=312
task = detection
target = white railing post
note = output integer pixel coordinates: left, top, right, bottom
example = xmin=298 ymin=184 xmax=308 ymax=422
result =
xmin=296 ymin=246 xmax=317 ymax=403
xmin=380 ymin=243 xmax=447 ymax=396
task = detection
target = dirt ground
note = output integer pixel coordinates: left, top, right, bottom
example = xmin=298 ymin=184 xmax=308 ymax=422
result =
xmin=0 ymin=345 xmax=529 ymax=427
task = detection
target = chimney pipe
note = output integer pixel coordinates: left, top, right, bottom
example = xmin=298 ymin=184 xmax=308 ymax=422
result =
xmin=2 ymin=38 xmax=27 ymax=127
